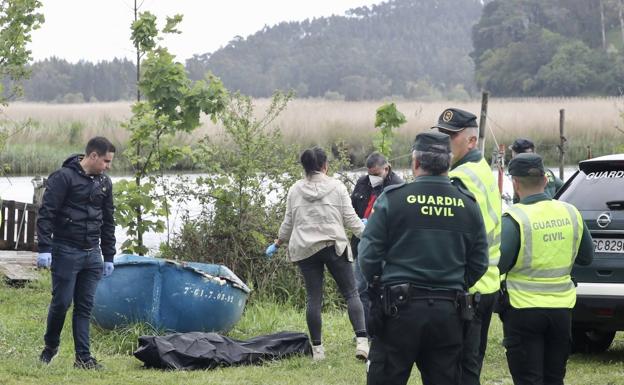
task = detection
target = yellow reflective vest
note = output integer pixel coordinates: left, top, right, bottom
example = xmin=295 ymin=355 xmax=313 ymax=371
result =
xmin=450 ymin=157 xmax=502 ymax=294
xmin=504 ymin=200 xmax=583 ymax=308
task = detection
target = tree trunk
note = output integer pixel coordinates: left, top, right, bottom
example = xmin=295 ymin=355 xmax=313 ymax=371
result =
xmin=134 ymin=0 xmax=141 ymax=102
xmin=133 ymin=0 xmax=144 ymax=254
xmin=619 ymin=0 xmax=624 ymax=46
xmin=600 ymin=0 xmax=607 ymax=51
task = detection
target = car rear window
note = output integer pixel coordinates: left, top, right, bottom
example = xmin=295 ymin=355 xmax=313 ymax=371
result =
xmin=558 ymin=168 xmax=624 ymax=211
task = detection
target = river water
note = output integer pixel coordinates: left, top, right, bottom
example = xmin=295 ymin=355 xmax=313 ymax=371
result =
xmin=0 ymin=166 xmax=577 ymax=254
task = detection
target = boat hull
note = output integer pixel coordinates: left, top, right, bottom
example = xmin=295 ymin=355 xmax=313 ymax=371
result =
xmin=93 ymin=255 xmax=250 ymax=333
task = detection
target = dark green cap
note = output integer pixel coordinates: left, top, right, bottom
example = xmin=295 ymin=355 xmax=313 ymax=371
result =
xmin=431 ymin=108 xmax=478 ymax=132
xmin=508 ymin=153 xmax=545 ymax=177
xmin=412 ymin=131 xmax=451 ymax=153
xmin=509 ymin=138 xmax=535 ymax=153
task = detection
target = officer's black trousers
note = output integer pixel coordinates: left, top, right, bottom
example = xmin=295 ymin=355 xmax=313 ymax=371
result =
xmin=461 ymin=291 xmax=498 ymax=385
xmin=367 ymin=298 xmax=462 ymax=385
xmin=502 ymin=308 xmax=572 ymax=385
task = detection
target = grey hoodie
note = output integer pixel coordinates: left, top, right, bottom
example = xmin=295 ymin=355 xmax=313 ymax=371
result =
xmin=278 ymin=172 xmax=365 ymax=262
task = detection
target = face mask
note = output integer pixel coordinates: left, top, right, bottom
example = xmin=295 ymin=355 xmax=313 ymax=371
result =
xmin=369 ymin=175 xmax=384 ymax=188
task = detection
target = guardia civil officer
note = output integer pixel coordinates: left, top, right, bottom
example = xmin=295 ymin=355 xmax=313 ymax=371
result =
xmin=499 ymin=153 xmax=593 ymax=385
xmin=509 ymin=138 xmax=564 ymax=203
xmin=434 ymin=108 xmax=502 ymax=385
xmin=358 ymin=132 xmax=489 ymax=385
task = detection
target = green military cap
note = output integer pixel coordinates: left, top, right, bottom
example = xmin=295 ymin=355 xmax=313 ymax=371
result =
xmin=508 ymin=153 xmax=545 ymax=177
xmin=509 ymin=138 xmax=535 ymax=153
xmin=431 ymin=108 xmax=478 ymax=132
xmin=412 ymin=131 xmax=451 ymax=153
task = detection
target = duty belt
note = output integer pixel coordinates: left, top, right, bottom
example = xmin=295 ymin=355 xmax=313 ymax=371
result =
xmin=389 ymin=283 xmax=458 ymax=302
xmin=408 ymin=286 xmax=457 ymax=301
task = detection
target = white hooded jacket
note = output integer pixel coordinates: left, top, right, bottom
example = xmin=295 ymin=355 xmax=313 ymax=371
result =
xmin=278 ymin=172 xmax=365 ymax=262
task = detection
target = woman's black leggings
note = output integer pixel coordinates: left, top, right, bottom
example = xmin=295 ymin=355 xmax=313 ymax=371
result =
xmin=297 ymin=246 xmax=366 ymax=345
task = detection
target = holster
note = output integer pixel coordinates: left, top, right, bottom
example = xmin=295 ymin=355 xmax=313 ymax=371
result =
xmin=386 ymin=283 xmax=410 ymax=316
xmin=366 ymin=276 xmax=386 ymax=337
xmin=493 ymin=280 xmax=511 ymax=317
xmin=457 ymin=291 xmax=479 ymax=322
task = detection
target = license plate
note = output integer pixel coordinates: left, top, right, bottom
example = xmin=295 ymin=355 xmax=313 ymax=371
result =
xmin=593 ymin=238 xmax=624 ymax=253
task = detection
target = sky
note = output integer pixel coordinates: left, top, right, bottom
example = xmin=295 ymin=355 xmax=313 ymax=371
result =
xmin=29 ymin=0 xmax=381 ymax=63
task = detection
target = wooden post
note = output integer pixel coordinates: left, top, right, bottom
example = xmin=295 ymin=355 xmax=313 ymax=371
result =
xmin=498 ymin=144 xmax=505 ymax=194
xmin=587 ymin=145 xmax=592 ymax=160
xmin=32 ymin=176 xmax=46 ymax=207
xmin=558 ymin=109 xmax=566 ymax=180
xmin=600 ymin=0 xmax=607 ymax=51
xmin=478 ymin=91 xmax=489 ymax=153
xmin=26 ymin=208 xmax=36 ymax=250
xmin=5 ymin=201 xmax=15 ymax=249
xmin=620 ymin=0 xmax=624 ymax=45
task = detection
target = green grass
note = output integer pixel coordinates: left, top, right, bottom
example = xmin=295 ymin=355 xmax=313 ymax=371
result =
xmin=1 ymin=274 xmax=624 ymax=384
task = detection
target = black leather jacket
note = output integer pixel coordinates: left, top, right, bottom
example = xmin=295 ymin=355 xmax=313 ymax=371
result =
xmin=351 ymin=169 xmax=404 ymax=218
xmin=37 ymin=155 xmax=116 ymax=261
xmin=350 ymin=169 xmax=403 ymax=258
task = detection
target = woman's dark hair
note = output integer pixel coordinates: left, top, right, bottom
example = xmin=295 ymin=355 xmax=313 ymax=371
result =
xmin=300 ymin=146 xmax=327 ymax=176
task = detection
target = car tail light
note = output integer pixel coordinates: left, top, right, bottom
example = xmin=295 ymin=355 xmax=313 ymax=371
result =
xmin=593 ymin=308 xmax=615 ymax=317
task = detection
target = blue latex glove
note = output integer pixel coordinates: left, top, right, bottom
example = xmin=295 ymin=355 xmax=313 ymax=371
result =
xmin=103 ymin=262 xmax=115 ymax=277
xmin=37 ymin=252 xmax=52 ymax=269
xmin=265 ymin=243 xmax=278 ymax=258
xmin=362 ymin=218 xmax=368 ymax=226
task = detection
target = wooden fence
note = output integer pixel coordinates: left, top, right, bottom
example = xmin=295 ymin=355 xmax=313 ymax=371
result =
xmin=0 ymin=200 xmax=38 ymax=251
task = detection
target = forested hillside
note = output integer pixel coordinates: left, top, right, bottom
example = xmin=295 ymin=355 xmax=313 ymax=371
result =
xmin=186 ymin=0 xmax=483 ymax=100
xmin=20 ymin=57 xmax=137 ymax=102
xmin=8 ymin=0 xmax=624 ymax=102
xmin=473 ymin=0 xmax=624 ymax=96
xmin=9 ymin=0 xmax=483 ymax=102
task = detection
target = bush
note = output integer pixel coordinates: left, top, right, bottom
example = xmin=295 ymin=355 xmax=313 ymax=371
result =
xmin=161 ymin=92 xmax=300 ymax=301
xmin=161 ymin=92 xmax=351 ymax=309
xmin=61 ymin=92 xmax=85 ymax=104
xmin=323 ymin=90 xmax=345 ymax=101
xmin=446 ymin=84 xmax=471 ymax=101
xmin=68 ymin=121 xmax=84 ymax=145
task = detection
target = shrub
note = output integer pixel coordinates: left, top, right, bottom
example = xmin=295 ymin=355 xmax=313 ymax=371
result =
xmin=162 ymin=92 xmax=351 ymax=308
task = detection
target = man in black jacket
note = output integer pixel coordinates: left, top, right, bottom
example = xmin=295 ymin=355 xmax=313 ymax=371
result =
xmin=36 ymin=136 xmax=116 ymax=369
xmin=351 ymin=152 xmax=403 ymax=331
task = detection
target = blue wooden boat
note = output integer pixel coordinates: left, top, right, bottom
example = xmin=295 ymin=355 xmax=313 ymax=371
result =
xmin=92 ymin=254 xmax=251 ymax=333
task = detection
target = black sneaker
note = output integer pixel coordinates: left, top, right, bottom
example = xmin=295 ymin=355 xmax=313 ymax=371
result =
xmin=39 ymin=346 xmax=58 ymax=364
xmin=74 ymin=356 xmax=103 ymax=370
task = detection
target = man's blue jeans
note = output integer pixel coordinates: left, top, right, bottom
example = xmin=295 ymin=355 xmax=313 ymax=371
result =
xmin=353 ymin=256 xmax=370 ymax=334
xmin=44 ymin=243 xmax=103 ymax=360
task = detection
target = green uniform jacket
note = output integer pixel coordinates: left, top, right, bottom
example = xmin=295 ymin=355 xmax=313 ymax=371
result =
xmin=358 ymin=175 xmax=489 ymax=291
xmin=499 ymin=193 xmax=594 ymax=274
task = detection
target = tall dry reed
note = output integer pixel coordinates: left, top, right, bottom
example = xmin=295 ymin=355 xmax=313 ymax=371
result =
xmin=2 ymin=97 xmax=622 ymax=172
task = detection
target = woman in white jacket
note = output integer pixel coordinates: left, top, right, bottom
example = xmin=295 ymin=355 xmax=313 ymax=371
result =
xmin=268 ymin=146 xmax=368 ymax=361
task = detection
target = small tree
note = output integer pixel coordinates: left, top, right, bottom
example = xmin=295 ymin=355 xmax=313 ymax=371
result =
xmin=162 ymin=92 xmax=303 ymax=296
xmin=163 ymin=92 xmax=357 ymax=306
xmin=114 ymin=10 xmax=227 ymax=255
xmin=373 ymin=102 xmax=406 ymax=157
xmin=0 ymin=0 xmax=43 ymax=174
xmin=0 ymin=0 xmax=44 ymax=105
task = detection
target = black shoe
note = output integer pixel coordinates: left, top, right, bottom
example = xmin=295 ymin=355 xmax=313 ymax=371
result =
xmin=74 ymin=356 xmax=103 ymax=370
xmin=39 ymin=346 xmax=58 ymax=364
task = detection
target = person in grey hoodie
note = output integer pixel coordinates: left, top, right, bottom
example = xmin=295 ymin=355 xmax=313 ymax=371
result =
xmin=266 ymin=146 xmax=368 ymax=361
